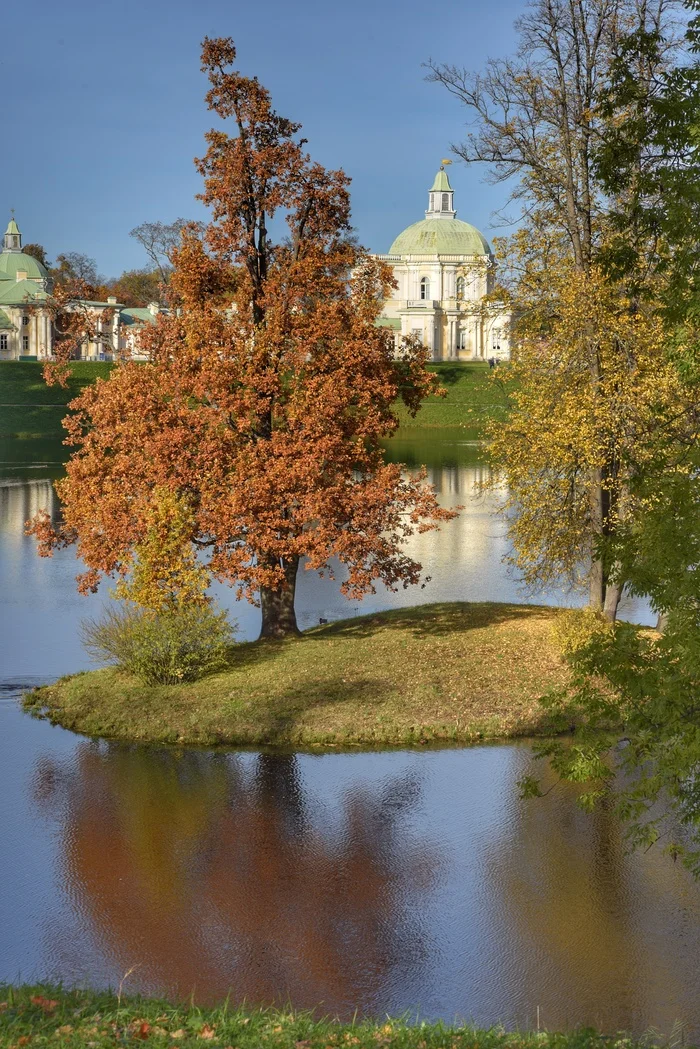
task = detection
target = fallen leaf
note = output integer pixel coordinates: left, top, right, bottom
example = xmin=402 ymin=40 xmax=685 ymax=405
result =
xmin=171 ymin=1031 xmax=185 ymax=1040
xmin=30 ymin=997 xmax=58 ymax=1013
xmin=137 ymin=1022 xmax=152 ymax=1039
xmin=199 ymin=1025 xmax=216 ymax=1040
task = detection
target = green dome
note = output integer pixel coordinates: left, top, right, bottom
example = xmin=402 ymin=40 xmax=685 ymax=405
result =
xmin=389 ymin=218 xmax=491 ymax=256
xmin=0 ymin=251 xmax=49 ymax=282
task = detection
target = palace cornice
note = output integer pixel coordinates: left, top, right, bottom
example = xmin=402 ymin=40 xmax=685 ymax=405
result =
xmin=375 ymin=253 xmax=493 ymax=264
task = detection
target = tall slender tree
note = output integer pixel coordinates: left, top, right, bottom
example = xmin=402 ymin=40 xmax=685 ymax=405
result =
xmin=30 ymin=37 xmax=453 ymax=639
xmin=429 ymin=0 xmax=686 ymax=618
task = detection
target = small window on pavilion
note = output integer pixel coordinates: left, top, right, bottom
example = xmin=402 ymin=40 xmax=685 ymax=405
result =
xmin=420 ymin=277 xmax=431 ymax=300
xmin=0 ymin=334 xmax=7 ymax=351
xmin=22 ymin=315 xmax=30 ymax=326
xmin=22 ymin=335 xmax=29 ymax=351
xmin=442 ymin=193 xmax=450 ymax=211
xmin=456 ymin=276 xmax=466 ymax=299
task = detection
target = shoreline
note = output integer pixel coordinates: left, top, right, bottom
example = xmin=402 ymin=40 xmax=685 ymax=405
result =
xmin=24 ymin=602 xmax=573 ymax=749
xmin=0 ymin=985 xmax=655 ymax=1048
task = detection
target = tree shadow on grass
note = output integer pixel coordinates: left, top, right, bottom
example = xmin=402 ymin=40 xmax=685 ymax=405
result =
xmin=309 ymin=601 xmax=557 ymax=642
xmin=219 ymin=675 xmax=395 ymax=746
xmin=431 ymin=363 xmax=484 ymax=385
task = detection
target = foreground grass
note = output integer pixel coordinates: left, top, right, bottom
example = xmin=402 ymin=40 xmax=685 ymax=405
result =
xmin=25 ymin=603 xmax=571 ymax=748
xmin=0 ymin=986 xmax=670 ymax=1049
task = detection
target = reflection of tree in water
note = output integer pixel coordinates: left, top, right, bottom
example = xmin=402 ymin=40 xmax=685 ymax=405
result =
xmin=486 ymin=758 xmax=700 ymax=1033
xmin=35 ymin=744 xmax=438 ymax=1013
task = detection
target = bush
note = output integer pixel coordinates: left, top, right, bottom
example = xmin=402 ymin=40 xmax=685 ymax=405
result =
xmin=551 ymin=606 xmax=613 ymax=659
xmin=81 ymin=602 xmax=236 ymax=685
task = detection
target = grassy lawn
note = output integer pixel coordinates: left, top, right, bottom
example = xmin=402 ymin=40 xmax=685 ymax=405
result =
xmin=0 ymin=361 xmax=506 ymax=454
xmin=395 ymin=361 xmax=509 ymax=433
xmin=25 ymin=602 xmax=571 ymax=748
xmin=0 ymin=986 xmax=656 ymax=1048
xmin=0 ymin=361 xmax=113 ymax=440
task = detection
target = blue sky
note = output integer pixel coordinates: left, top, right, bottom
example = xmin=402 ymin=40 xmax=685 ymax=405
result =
xmin=2 ymin=0 xmax=524 ymax=277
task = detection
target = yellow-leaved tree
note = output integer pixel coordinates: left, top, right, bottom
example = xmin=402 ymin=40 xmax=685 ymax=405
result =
xmin=487 ymin=264 xmax=694 ymax=617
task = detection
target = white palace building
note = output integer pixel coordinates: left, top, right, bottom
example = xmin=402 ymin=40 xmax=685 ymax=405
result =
xmin=376 ymin=166 xmax=511 ymax=361
xmin=2 ymin=167 xmax=510 ymax=364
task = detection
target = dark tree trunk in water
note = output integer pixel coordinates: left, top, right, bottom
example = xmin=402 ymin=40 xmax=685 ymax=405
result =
xmin=259 ymin=555 xmax=300 ymax=639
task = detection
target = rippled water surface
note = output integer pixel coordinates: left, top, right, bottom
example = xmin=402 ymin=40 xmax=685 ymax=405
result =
xmin=1 ymin=436 xmax=697 ymax=1035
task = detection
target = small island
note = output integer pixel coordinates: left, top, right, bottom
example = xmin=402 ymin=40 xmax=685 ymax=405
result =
xmin=25 ymin=602 xmax=570 ymax=748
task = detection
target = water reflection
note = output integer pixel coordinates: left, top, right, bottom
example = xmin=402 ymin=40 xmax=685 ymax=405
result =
xmin=0 ymin=445 xmax=653 ymax=682
xmin=2 ymin=717 xmax=699 ymax=1034
xmin=32 ymin=743 xmax=437 ymax=1012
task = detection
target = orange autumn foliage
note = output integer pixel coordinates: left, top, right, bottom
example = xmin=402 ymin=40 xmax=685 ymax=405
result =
xmin=29 ymin=37 xmax=454 ymax=638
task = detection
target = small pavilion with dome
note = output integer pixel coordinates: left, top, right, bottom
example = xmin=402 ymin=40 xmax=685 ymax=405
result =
xmin=0 ymin=216 xmax=54 ymax=359
xmin=0 ymin=215 xmax=159 ymax=362
xmin=376 ymin=166 xmax=511 ymax=361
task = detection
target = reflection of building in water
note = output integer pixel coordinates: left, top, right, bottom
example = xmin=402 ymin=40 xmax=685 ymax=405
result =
xmin=0 ymin=479 xmax=57 ymax=536
xmin=425 ymin=462 xmax=492 ymax=497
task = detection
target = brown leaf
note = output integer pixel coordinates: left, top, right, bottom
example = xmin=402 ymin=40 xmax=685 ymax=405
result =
xmin=30 ymin=996 xmax=58 ymax=1013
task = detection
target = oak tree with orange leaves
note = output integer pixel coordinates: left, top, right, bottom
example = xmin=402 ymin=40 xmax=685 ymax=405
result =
xmin=30 ymin=37 xmax=453 ymax=639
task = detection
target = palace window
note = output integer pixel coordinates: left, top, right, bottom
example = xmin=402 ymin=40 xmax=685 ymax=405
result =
xmin=458 ymin=328 xmax=468 ymax=351
xmin=492 ymin=328 xmax=502 ymax=351
xmin=22 ymin=315 xmax=29 ymax=326
xmin=0 ymin=334 xmax=7 ymax=351
xmin=420 ymin=277 xmax=431 ymax=300
xmin=442 ymin=193 xmax=450 ymax=211
xmin=23 ymin=335 xmax=30 ymax=351
xmin=456 ymin=276 xmax=466 ymax=299
xmin=412 ymin=327 xmax=423 ymax=342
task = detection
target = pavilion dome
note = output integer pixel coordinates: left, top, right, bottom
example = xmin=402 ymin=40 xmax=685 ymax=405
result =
xmin=389 ymin=217 xmax=491 ymax=257
xmin=0 ymin=251 xmax=49 ymax=282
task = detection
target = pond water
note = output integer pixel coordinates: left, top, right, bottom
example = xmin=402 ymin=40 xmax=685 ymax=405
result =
xmin=1 ymin=434 xmax=698 ymax=1036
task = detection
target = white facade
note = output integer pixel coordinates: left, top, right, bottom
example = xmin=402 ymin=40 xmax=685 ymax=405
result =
xmin=376 ymin=168 xmax=511 ymax=362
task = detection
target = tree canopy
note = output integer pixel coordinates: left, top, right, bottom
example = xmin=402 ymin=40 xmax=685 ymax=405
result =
xmin=30 ymin=37 xmax=454 ymax=639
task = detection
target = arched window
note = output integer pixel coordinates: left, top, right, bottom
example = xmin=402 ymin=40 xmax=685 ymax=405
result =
xmin=420 ymin=277 xmax=431 ymax=301
xmin=456 ymin=276 xmax=465 ymax=300
xmin=442 ymin=193 xmax=450 ymax=211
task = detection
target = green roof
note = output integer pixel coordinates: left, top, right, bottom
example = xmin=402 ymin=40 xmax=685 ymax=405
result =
xmin=0 ymin=279 xmax=49 ymax=305
xmin=0 ymin=250 xmax=49 ymax=282
xmin=120 ymin=307 xmax=156 ymax=326
xmin=389 ymin=218 xmax=491 ymax=256
xmin=376 ymin=316 xmax=401 ymax=330
xmin=0 ymin=308 xmax=15 ymax=330
xmin=5 ymin=218 xmax=20 ymax=237
xmin=429 ymin=168 xmax=453 ymax=192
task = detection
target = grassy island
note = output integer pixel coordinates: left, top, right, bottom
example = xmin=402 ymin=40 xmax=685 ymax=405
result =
xmin=25 ymin=603 xmax=571 ymax=748
xmin=0 ymin=985 xmax=658 ymax=1049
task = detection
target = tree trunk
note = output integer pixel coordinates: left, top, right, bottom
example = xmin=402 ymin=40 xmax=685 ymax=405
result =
xmin=603 ymin=580 xmax=622 ymax=623
xmin=589 ymin=470 xmax=605 ymax=612
xmin=259 ymin=555 xmax=300 ymax=639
